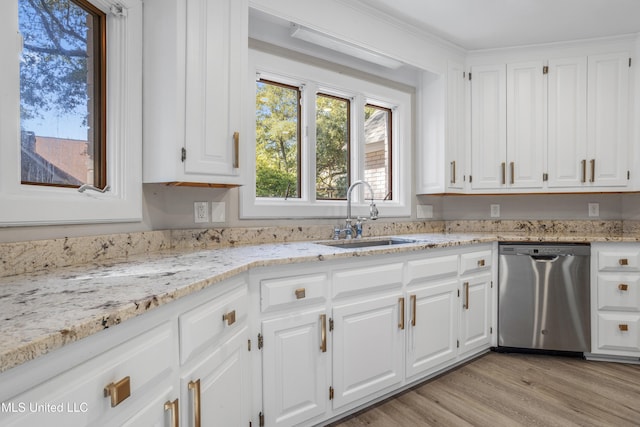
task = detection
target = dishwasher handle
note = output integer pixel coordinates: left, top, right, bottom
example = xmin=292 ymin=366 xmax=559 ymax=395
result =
xmin=530 ymin=255 xmax=560 ymax=262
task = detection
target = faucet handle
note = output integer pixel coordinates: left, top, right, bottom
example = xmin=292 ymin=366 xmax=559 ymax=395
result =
xmin=369 ymin=201 xmax=378 ymax=220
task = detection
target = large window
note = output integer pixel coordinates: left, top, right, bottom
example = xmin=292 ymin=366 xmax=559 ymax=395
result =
xmin=0 ymin=0 xmax=143 ymax=225
xmin=19 ymin=0 xmax=106 ymax=189
xmin=244 ymin=49 xmax=411 ymax=219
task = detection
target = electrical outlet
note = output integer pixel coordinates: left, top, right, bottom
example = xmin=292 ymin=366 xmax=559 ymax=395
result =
xmin=490 ymin=204 xmax=500 ymax=218
xmin=588 ymin=203 xmax=600 ymax=217
xmin=194 ymin=201 xmax=209 ymax=223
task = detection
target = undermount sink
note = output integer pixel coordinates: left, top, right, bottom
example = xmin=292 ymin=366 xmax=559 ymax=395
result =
xmin=318 ymin=237 xmax=417 ymax=249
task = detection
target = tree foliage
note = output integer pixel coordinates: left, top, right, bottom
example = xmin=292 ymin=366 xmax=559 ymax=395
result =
xmin=315 ymin=95 xmax=348 ymax=199
xmin=19 ymin=0 xmax=90 ymax=123
xmin=256 ymin=82 xmax=299 ymax=198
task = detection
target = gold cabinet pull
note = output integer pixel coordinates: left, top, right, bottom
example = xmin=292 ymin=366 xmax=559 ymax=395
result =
xmin=619 ymin=258 xmax=629 ymax=266
xmin=104 ymin=376 xmax=131 ymax=408
xmin=618 ymin=284 xmax=629 ymax=291
xmin=619 ymin=324 xmax=629 ymax=332
xmin=295 ymin=288 xmax=306 ymax=299
xmin=398 ymin=297 xmax=405 ymax=330
xmin=463 ymin=282 xmax=470 ymax=310
xmin=188 ymin=380 xmax=201 ymax=427
xmin=164 ymin=398 xmax=180 ymax=427
xmin=590 ymin=159 xmax=595 ymax=183
xmin=410 ymin=294 xmax=417 ymax=327
xmin=477 ymin=259 xmax=485 ymax=267
xmin=510 ymin=161 xmax=515 ymax=184
xmin=320 ymin=314 xmax=327 ymax=353
xmin=232 ymin=131 xmax=240 ymax=168
xmin=222 ymin=310 xmax=236 ymax=326
xmin=581 ymin=159 xmax=587 ymax=183
xmin=450 ymin=161 xmax=456 ymax=184
xmin=501 ymin=162 xmax=506 ymax=185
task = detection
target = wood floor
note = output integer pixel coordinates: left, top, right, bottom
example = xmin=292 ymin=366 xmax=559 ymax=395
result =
xmin=329 ymin=352 xmax=640 ymax=427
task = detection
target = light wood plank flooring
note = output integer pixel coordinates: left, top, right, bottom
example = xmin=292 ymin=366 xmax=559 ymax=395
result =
xmin=329 ymin=352 xmax=640 ymax=427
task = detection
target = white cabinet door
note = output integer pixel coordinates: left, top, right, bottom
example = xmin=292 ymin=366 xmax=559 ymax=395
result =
xmin=547 ymin=57 xmax=588 ymax=188
xmin=447 ymin=61 xmax=466 ymax=190
xmin=143 ymin=0 xmax=246 ymax=185
xmin=506 ymin=61 xmax=546 ymax=189
xmin=332 ymin=293 xmax=403 ymax=409
xmin=587 ymin=53 xmax=630 ymax=187
xmin=470 ymin=64 xmax=507 ymax=190
xmin=261 ymin=308 xmax=329 ymax=427
xmin=405 ymin=279 xmax=459 ymax=379
xmin=459 ymin=273 xmax=492 ymax=357
xmin=181 ymin=327 xmax=249 ymax=427
xmin=183 ymin=0 xmax=245 ymax=181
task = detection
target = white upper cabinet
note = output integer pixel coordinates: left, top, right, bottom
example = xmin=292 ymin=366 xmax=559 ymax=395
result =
xmin=469 ymin=49 xmax=631 ymax=194
xmin=506 ymin=61 xmax=546 ymax=189
xmin=549 ymin=53 xmax=630 ymax=188
xmin=470 ymin=64 xmax=507 ymax=190
xmin=547 ymin=57 xmax=588 ymax=187
xmin=143 ymin=0 xmax=247 ymax=186
xmin=446 ymin=61 xmax=467 ymax=191
xmin=587 ymin=53 xmax=630 ymax=187
xmin=470 ymin=61 xmax=545 ymax=191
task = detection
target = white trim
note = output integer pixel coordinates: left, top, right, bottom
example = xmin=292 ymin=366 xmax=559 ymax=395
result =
xmin=241 ymin=48 xmax=411 ymax=219
xmin=0 ymin=0 xmax=142 ymax=226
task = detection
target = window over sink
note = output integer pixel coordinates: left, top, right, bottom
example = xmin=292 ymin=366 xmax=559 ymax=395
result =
xmin=242 ymin=48 xmax=411 ymax=219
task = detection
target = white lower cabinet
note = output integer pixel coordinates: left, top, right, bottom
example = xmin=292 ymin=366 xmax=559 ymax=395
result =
xmin=253 ymin=244 xmax=495 ymax=426
xmin=332 ymin=293 xmax=404 ymax=409
xmin=261 ymin=308 xmax=329 ymax=427
xmin=590 ymin=243 xmax=640 ymax=359
xmin=459 ymin=273 xmax=493 ymax=357
xmin=0 ymin=276 xmax=251 ymax=427
xmin=405 ymin=278 xmax=459 ymax=378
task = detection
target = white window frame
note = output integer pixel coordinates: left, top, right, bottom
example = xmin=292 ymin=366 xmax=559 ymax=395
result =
xmin=241 ymin=49 xmax=411 ymax=219
xmin=0 ymin=0 xmax=142 ymax=226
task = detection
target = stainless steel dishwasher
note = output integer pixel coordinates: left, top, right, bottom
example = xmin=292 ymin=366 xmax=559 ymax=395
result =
xmin=498 ymin=243 xmax=591 ymax=354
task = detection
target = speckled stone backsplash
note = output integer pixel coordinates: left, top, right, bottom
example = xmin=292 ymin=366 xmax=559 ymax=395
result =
xmin=0 ymin=221 xmax=446 ymax=278
xmin=445 ymin=220 xmax=623 ymax=236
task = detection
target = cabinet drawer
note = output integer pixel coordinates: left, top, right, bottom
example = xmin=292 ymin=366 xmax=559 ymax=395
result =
xmin=179 ymin=284 xmax=248 ymax=365
xmin=460 ymin=250 xmax=492 ymax=275
xmin=261 ymin=273 xmax=327 ymax=312
xmin=406 ymin=255 xmax=458 ymax=284
xmin=597 ymin=274 xmax=640 ymax=311
xmin=598 ymin=249 xmax=640 ymax=271
xmin=595 ymin=313 xmax=640 ymax=353
xmin=332 ymin=262 xmax=403 ymax=299
xmin=4 ymin=323 xmax=174 ymax=427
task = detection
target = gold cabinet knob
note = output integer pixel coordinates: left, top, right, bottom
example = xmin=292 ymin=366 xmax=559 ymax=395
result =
xmin=619 ymin=258 xmax=629 ymax=266
xmin=104 ymin=376 xmax=131 ymax=407
xmin=477 ymin=259 xmax=485 ymax=267
xmin=618 ymin=284 xmax=629 ymax=291
xmin=619 ymin=324 xmax=629 ymax=332
xmin=222 ymin=310 xmax=236 ymax=326
xmin=295 ymin=288 xmax=306 ymax=299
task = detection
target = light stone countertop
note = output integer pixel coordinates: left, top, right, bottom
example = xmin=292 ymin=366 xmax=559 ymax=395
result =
xmin=0 ymin=231 xmax=629 ymax=374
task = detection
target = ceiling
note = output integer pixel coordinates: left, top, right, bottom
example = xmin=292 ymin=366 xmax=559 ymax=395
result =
xmin=358 ymin=0 xmax=640 ymax=50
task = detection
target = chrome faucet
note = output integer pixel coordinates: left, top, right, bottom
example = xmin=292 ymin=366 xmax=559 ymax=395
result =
xmin=342 ymin=180 xmax=378 ymax=239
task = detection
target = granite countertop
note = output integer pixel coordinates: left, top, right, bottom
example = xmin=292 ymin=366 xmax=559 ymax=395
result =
xmin=0 ymin=231 xmax=628 ymax=374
